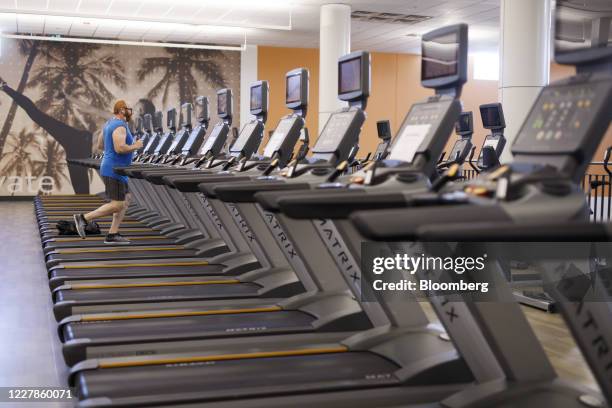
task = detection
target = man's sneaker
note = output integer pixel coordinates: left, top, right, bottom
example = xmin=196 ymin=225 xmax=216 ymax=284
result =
xmin=104 ymin=233 xmax=131 ymax=245
xmin=73 ymin=214 xmax=87 ymax=238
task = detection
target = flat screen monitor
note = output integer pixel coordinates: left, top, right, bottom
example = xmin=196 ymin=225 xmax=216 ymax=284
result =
xmin=338 ymin=57 xmax=361 ymax=95
xmin=480 ymin=105 xmax=504 ymax=129
xmin=455 ymin=112 xmax=472 ymax=134
xmin=421 ymin=32 xmax=459 ymax=80
xmin=250 ymin=85 xmax=262 ymax=111
xmin=217 ymin=92 xmax=227 ymax=116
xmin=181 ymin=104 xmax=192 ymax=128
xmin=554 ymin=0 xmax=612 ymax=58
xmin=286 ymin=74 xmax=302 ymax=103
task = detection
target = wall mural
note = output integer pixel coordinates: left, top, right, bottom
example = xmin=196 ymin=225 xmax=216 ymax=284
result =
xmin=0 ymin=39 xmax=241 ymax=196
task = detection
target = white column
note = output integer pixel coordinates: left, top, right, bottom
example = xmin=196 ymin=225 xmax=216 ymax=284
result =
xmin=499 ymin=0 xmax=551 ymax=162
xmin=318 ymin=4 xmax=351 ymax=134
xmin=240 ymin=44 xmax=258 ymax=129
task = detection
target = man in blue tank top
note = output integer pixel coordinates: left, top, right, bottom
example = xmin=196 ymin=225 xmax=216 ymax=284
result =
xmin=73 ymin=100 xmax=143 ymax=244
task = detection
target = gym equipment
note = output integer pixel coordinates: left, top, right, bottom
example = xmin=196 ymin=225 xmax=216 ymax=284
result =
xmin=67 ymin=26 xmax=479 ymax=408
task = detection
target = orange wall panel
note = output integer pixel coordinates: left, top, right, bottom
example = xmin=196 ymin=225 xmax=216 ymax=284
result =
xmin=258 ymin=46 xmax=609 ymax=165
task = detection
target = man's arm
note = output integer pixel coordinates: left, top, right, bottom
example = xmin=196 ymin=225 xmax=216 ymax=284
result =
xmin=112 ymin=127 xmax=143 ymax=153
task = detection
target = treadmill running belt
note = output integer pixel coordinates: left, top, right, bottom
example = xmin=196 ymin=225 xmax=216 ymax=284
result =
xmin=62 ymin=311 xmax=315 ymax=342
xmin=49 ymin=264 xmax=224 ymax=285
xmin=55 ymin=283 xmax=260 ymax=304
xmin=47 ymin=248 xmax=199 ymax=264
xmin=76 ymin=352 xmax=400 ymax=402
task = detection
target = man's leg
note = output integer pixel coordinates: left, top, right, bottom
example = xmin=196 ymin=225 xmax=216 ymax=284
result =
xmin=108 ymin=193 xmax=131 ymax=234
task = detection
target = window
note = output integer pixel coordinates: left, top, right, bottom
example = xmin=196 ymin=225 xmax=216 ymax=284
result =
xmin=473 ymin=53 xmax=499 ymax=81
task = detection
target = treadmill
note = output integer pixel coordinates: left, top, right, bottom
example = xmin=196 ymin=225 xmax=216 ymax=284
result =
xmin=38 ymin=109 xmax=176 ymax=236
xmin=54 ymin=67 xmax=379 ymax=366
xmin=42 ymin=104 xmax=224 ymax=267
xmin=469 ymin=102 xmax=506 ymax=174
xmin=91 ymin=7 xmax=612 ymax=407
xmin=437 ymin=111 xmax=474 ymax=172
xmin=67 ymin=27 xmax=481 ymax=408
xmin=42 ymin=103 xmax=213 ymax=251
xmin=50 ymin=81 xmax=314 ymax=319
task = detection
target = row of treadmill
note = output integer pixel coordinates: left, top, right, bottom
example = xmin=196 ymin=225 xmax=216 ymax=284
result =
xmin=33 ymin=12 xmax=611 ymax=408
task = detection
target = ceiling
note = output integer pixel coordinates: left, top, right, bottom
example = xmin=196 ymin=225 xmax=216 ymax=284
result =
xmin=0 ymin=0 xmax=501 ymax=53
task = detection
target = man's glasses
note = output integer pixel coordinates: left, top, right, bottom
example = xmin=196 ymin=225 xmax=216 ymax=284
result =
xmin=124 ymin=108 xmax=133 ymax=115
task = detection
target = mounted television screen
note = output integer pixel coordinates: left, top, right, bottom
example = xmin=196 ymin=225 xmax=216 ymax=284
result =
xmin=339 ymin=57 xmax=361 ymax=94
xmin=217 ymin=92 xmax=227 ymax=116
xmin=481 ymin=105 xmax=503 ymax=128
xmin=250 ymin=85 xmax=263 ymax=111
xmin=421 ymin=32 xmax=459 ymax=80
xmin=554 ymin=0 xmax=612 ymax=57
xmin=455 ymin=112 xmax=472 ymax=134
xmin=286 ymin=74 xmax=302 ymax=103
xmin=181 ymin=104 xmax=192 ymax=127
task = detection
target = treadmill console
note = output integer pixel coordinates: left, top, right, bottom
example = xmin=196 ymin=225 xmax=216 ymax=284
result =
xmin=200 ymin=123 xmax=229 ymax=157
xmin=263 ymin=116 xmax=303 ymax=163
xmin=477 ymin=103 xmax=506 ymax=167
xmin=229 ymin=81 xmax=268 ymax=159
xmin=153 ymin=109 xmax=175 ymax=155
xmin=383 ymin=24 xmax=467 ymax=177
xmin=143 ymin=113 xmax=160 ymax=154
xmin=309 ymin=51 xmax=370 ymax=164
xmin=181 ymin=97 xmax=209 ymax=156
xmin=388 ymin=98 xmax=459 ymax=164
xmin=311 ymin=109 xmax=365 ymax=164
xmin=511 ymin=80 xmax=612 ymax=159
xmin=261 ymin=68 xmax=308 ymax=165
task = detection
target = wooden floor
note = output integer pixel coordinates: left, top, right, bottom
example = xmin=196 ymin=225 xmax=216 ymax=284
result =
xmin=0 ymin=201 xmax=601 ymax=406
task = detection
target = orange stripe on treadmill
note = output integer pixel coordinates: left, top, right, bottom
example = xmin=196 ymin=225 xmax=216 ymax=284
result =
xmin=70 ymin=279 xmax=239 ymax=289
xmin=82 ymin=306 xmax=282 ymax=321
xmin=63 ymin=261 xmax=209 ymax=269
xmin=57 ymin=246 xmax=185 ymax=254
xmin=51 ymin=236 xmax=161 ymax=243
xmin=99 ymin=347 xmax=348 ymax=369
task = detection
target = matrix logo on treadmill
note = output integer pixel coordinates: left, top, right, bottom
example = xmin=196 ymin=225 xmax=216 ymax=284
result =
xmin=263 ymin=212 xmax=297 ymax=259
xmin=227 ymin=204 xmax=256 ymax=242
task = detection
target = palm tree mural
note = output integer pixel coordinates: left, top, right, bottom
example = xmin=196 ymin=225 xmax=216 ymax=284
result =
xmin=0 ymin=40 xmax=40 ymax=156
xmin=0 ymin=41 xmax=126 ymax=194
xmin=33 ymin=138 xmax=69 ymax=193
xmin=0 ymin=128 xmax=41 ymax=195
xmin=137 ymin=48 xmax=227 ymax=105
xmin=28 ymin=42 xmax=126 ymax=131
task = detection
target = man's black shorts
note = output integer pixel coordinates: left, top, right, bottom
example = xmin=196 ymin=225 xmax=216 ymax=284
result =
xmin=102 ymin=176 xmax=128 ymax=201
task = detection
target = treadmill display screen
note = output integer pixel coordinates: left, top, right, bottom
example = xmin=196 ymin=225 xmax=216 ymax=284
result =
xmin=455 ymin=113 xmax=472 ymax=133
xmin=313 ymin=111 xmax=355 ymax=152
xmin=388 ymin=124 xmax=431 ymax=162
xmin=339 ymin=57 xmax=361 ymax=95
xmin=448 ymin=139 xmax=469 ymax=161
xmin=217 ymin=93 xmax=228 ymax=116
xmin=263 ymin=117 xmax=294 ymax=158
xmin=250 ymin=85 xmax=262 ymax=111
xmin=183 ymin=126 xmax=202 ymax=153
xmin=481 ymin=106 xmax=502 ymax=128
xmin=286 ymin=74 xmax=302 ymax=103
xmin=554 ymin=0 xmax=612 ymax=56
xmin=421 ymin=32 xmax=459 ymax=80
xmin=230 ymin=122 xmax=257 ymax=153
xmin=181 ymin=105 xmax=192 ymax=128
xmin=153 ymin=134 xmax=170 ymax=154
xmin=200 ymin=125 xmax=222 ymax=154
